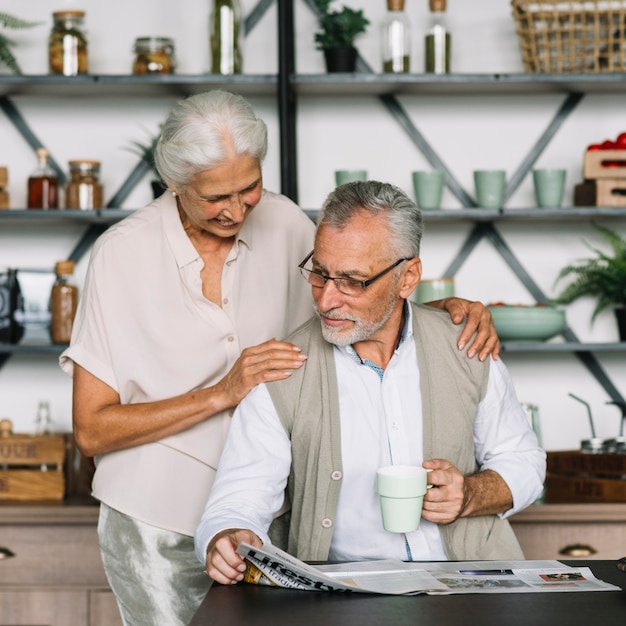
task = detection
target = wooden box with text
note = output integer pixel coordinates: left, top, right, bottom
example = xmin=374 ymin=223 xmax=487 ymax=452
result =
xmin=544 ymin=450 xmax=626 ymax=503
xmin=0 ymin=420 xmax=66 ymax=501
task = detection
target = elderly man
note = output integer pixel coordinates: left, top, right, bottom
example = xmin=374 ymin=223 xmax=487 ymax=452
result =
xmin=195 ymin=181 xmax=546 ymax=585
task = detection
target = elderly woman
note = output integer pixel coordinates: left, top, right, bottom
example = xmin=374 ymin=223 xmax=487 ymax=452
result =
xmin=61 ymin=90 xmax=499 ymax=625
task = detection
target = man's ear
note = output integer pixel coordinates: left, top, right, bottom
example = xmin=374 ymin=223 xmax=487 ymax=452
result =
xmin=400 ymin=258 xmax=422 ymax=299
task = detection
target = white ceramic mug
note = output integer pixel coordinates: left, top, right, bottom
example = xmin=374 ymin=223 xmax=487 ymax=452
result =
xmin=376 ymin=465 xmax=431 ymax=533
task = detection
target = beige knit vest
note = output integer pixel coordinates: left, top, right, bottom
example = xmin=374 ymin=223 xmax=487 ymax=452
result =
xmin=267 ymin=302 xmax=523 ymax=561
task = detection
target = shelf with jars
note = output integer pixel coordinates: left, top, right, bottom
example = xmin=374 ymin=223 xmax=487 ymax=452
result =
xmin=290 ymin=72 xmax=626 ymax=96
xmin=0 ymin=74 xmax=278 ymax=98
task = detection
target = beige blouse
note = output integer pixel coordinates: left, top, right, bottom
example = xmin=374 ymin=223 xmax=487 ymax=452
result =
xmin=60 ymin=190 xmax=314 ymax=535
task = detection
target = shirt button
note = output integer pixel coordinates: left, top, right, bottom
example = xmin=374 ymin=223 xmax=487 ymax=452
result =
xmin=223 ymin=298 xmax=229 ymax=305
xmin=227 ymin=336 xmax=235 ymax=342
xmin=331 ymin=470 xmax=342 ymax=481
xmin=321 ymin=518 xmax=333 ymax=529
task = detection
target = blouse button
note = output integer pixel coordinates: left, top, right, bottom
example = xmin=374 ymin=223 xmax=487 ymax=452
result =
xmin=321 ymin=518 xmax=333 ymax=529
xmin=223 ymin=298 xmax=229 ymax=305
xmin=331 ymin=470 xmax=342 ymax=481
xmin=227 ymin=336 xmax=235 ymax=342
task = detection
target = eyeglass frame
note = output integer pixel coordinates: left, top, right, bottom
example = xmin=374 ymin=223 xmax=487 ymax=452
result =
xmin=298 ymin=251 xmax=413 ymax=295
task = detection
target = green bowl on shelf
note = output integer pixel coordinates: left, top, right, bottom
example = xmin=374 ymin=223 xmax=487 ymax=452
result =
xmin=487 ymin=304 xmax=566 ymax=342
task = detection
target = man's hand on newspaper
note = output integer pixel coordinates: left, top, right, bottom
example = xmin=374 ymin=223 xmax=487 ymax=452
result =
xmin=206 ymin=529 xmax=262 ymax=585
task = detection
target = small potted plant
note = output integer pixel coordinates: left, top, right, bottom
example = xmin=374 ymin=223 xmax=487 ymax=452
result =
xmin=0 ymin=13 xmax=42 ymax=75
xmin=126 ymin=125 xmax=166 ymax=199
xmin=313 ymin=0 xmax=369 ymax=73
xmin=552 ymin=224 xmax=626 ymax=341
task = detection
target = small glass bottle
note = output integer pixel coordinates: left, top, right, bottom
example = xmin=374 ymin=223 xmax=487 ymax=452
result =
xmin=65 ymin=160 xmax=103 ymax=210
xmin=49 ymin=10 xmax=89 ymax=76
xmin=425 ymin=0 xmax=451 ymax=74
xmin=209 ymin=0 xmax=243 ymax=75
xmin=50 ymin=260 xmax=79 ymax=345
xmin=35 ymin=400 xmax=54 ymax=435
xmin=27 ymin=148 xmax=59 ymax=210
xmin=382 ymin=0 xmax=410 ymax=74
xmin=132 ymin=37 xmax=176 ymax=74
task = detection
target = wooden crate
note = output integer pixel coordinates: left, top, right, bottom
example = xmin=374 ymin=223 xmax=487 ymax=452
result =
xmin=595 ymin=178 xmax=626 ymax=206
xmin=573 ymin=178 xmax=626 ymax=207
xmin=0 ymin=429 xmax=66 ymax=501
xmin=584 ymin=149 xmax=626 ymax=179
xmin=544 ymin=450 xmax=626 ymax=503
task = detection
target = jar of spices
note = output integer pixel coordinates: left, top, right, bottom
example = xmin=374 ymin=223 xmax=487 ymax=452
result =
xmin=49 ymin=10 xmax=89 ymax=76
xmin=133 ymin=37 xmax=176 ymax=74
xmin=65 ymin=160 xmax=103 ymax=210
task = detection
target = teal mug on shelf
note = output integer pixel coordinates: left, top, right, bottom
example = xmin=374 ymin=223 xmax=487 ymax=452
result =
xmin=335 ymin=170 xmax=368 ymax=186
xmin=411 ymin=278 xmax=455 ymax=304
xmin=412 ymin=170 xmax=445 ymax=210
xmin=533 ymin=168 xmax=566 ymax=208
xmin=474 ymin=169 xmax=506 ymax=209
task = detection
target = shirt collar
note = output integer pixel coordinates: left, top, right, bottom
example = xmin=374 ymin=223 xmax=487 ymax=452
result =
xmin=161 ymin=189 xmax=263 ymax=268
xmin=343 ymin=299 xmax=414 ymax=367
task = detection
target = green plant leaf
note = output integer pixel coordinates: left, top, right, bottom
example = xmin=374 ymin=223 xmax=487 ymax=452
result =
xmin=0 ymin=32 xmax=21 ymax=74
xmin=0 ymin=13 xmax=42 ymax=30
xmin=124 ymin=125 xmax=164 ymax=181
xmin=552 ymin=223 xmax=626 ymax=322
xmin=313 ymin=0 xmax=369 ymax=49
xmin=0 ymin=13 xmax=43 ymax=75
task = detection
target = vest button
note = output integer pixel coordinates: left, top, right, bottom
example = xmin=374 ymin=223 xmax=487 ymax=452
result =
xmin=321 ymin=518 xmax=333 ymax=529
xmin=331 ymin=470 xmax=342 ymax=480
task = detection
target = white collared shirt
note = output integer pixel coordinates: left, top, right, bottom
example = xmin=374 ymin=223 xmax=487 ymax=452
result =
xmin=195 ymin=305 xmax=546 ymax=562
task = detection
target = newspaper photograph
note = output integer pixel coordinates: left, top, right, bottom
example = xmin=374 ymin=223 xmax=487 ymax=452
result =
xmin=236 ymin=541 xmax=622 ymax=596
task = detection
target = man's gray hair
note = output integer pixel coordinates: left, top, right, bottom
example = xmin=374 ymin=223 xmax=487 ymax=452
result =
xmin=318 ymin=181 xmax=423 ymax=259
xmin=154 ymin=90 xmax=268 ymax=190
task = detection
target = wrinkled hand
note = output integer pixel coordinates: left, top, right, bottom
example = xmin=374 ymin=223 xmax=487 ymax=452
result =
xmin=421 ymin=458 xmax=467 ymax=525
xmin=434 ymin=297 xmax=500 ymax=361
xmin=206 ymin=529 xmax=262 ymax=585
xmin=214 ymin=339 xmax=307 ymax=409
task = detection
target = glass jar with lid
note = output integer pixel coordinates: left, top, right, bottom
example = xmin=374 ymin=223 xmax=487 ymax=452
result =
xmin=49 ymin=10 xmax=89 ymax=76
xmin=132 ymin=37 xmax=176 ymax=74
xmin=65 ymin=160 xmax=103 ymax=210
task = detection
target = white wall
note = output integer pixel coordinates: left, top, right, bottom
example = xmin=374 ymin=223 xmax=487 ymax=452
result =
xmin=1 ymin=0 xmax=625 ymax=451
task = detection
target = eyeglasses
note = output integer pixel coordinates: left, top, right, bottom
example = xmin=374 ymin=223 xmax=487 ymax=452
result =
xmin=298 ymin=251 xmax=411 ymax=296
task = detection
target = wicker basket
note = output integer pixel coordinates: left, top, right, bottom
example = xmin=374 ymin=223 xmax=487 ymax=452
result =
xmin=511 ymin=0 xmax=626 ymax=72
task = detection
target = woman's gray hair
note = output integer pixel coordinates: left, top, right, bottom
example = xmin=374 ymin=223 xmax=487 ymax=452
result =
xmin=318 ymin=181 xmax=423 ymax=259
xmin=154 ymin=90 xmax=268 ymax=190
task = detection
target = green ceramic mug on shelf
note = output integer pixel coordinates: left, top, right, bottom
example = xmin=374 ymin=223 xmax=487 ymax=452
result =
xmin=412 ymin=170 xmax=445 ymax=210
xmin=335 ymin=170 xmax=368 ymax=186
xmin=474 ymin=169 xmax=506 ymax=209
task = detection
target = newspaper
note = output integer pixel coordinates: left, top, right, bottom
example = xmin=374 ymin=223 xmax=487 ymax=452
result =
xmin=236 ymin=542 xmax=621 ymax=596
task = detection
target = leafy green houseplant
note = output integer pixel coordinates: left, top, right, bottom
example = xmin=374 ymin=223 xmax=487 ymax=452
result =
xmin=552 ymin=224 xmax=626 ymax=340
xmin=0 ymin=13 xmax=42 ymax=75
xmin=126 ymin=125 xmax=166 ymax=198
xmin=313 ymin=0 xmax=369 ymax=72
